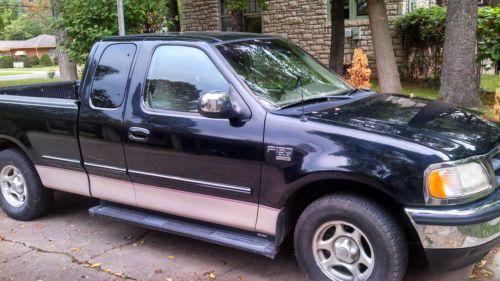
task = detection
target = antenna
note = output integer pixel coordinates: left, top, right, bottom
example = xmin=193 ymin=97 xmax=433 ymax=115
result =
xmin=298 ymin=75 xmax=308 ymax=122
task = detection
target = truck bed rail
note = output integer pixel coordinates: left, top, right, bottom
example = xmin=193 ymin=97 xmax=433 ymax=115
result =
xmin=0 ymin=81 xmax=79 ymax=100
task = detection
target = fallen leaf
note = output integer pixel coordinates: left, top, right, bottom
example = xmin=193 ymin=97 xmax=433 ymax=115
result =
xmin=167 ymin=255 xmax=176 ymax=260
xmin=90 ymin=263 xmax=102 ymax=268
xmin=238 ymin=274 xmax=245 ymax=280
xmin=104 ymin=269 xmax=112 ymax=273
xmin=166 ymin=278 xmax=173 ymax=281
xmin=140 ymin=240 xmax=145 ymax=245
xmin=204 ymin=271 xmax=216 ymax=281
xmin=70 ymin=247 xmax=82 ymax=253
xmin=114 ymin=272 xmax=123 ymax=277
xmin=133 ymin=243 xmax=138 ymax=247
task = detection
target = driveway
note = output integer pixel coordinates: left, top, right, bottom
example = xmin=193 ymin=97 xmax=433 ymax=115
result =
xmin=0 ymin=192 xmax=480 ymax=281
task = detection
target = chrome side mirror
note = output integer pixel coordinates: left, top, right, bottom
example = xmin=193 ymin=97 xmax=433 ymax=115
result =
xmin=198 ymin=91 xmax=235 ymax=119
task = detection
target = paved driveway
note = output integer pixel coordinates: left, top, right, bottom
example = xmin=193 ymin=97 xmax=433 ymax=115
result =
xmin=0 ymin=193 xmax=476 ymax=281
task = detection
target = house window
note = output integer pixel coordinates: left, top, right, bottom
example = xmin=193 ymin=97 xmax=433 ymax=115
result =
xmin=328 ymin=0 xmax=368 ymax=20
xmin=220 ymin=0 xmax=263 ymax=33
xmin=408 ymin=0 xmax=417 ymax=12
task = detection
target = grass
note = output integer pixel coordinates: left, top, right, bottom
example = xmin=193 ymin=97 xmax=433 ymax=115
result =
xmin=0 ymin=78 xmax=62 ymax=87
xmin=0 ymin=71 xmax=33 ymax=76
xmin=0 ymin=65 xmax=58 ymax=73
xmin=371 ymin=74 xmax=499 ymax=119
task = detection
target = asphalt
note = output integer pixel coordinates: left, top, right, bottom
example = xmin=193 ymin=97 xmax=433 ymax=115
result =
xmin=0 ymin=192 xmax=483 ymax=281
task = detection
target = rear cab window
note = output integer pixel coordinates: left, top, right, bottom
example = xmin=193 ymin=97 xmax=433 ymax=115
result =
xmin=90 ymin=43 xmax=137 ymax=109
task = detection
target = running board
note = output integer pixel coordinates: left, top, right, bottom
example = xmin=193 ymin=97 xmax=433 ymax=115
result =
xmin=89 ymin=204 xmax=278 ymax=258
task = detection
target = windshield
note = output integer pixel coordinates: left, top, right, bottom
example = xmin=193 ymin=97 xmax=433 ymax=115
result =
xmin=217 ymin=39 xmax=354 ymax=109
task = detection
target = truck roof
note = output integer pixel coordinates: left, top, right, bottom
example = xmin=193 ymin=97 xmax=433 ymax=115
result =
xmin=101 ymin=32 xmax=277 ymax=44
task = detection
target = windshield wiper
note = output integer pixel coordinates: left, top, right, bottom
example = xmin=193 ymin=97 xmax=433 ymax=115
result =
xmin=279 ymin=95 xmax=351 ymax=110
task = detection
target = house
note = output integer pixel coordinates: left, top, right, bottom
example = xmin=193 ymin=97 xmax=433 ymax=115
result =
xmin=181 ymin=0 xmax=437 ymax=74
xmin=0 ymin=34 xmax=56 ymax=58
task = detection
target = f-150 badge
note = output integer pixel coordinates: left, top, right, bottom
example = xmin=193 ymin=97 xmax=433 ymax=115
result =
xmin=267 ymin=145 xmax=293 ymax=161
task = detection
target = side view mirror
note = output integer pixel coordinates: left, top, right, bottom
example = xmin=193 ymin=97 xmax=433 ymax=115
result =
xmin=197 ymin=88 xmax=251 ymax=121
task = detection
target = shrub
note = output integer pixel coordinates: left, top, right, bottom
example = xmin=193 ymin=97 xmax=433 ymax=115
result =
xmin=477 ymin=7 xmax=500 ymax=69
xmin=28 ymin=56 xmax=40 ymax=66
xmin=0 ymin=56 xmax=14 ymax=68
xmin=347 ymin=48 xmax=371 ymax=89
xmin=40 ymin=54 xmax=52 ymax=66
xmin=53 ymin=56 xmax=59 ymax=65
xmin=22 ymin=56 xmax=33 ymax=68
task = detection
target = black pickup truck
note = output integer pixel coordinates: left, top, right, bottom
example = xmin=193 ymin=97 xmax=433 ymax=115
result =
xmin=0 ymin=33 xmax=498 ymax=281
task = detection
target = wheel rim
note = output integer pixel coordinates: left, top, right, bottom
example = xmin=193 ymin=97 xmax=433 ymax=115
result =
xmin=0 ymin=165 xmax=27 ymax=208
xmin=312 ymin=220 xmax=374 ymax=281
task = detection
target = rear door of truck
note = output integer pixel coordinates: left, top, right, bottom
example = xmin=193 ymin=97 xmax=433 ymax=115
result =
xmin=78 ymin=41 xmax=139 ymax=205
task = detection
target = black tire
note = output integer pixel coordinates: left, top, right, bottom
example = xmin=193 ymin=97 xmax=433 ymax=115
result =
xmin=294 ymin=193 xmax=408 ymax=281
xmin=0 ymin=148 xmax=53 ymax=220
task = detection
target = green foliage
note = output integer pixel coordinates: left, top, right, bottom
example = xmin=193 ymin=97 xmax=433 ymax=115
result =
xmin=55 ymin=0 xmax=167 ymax=63
xmin=40 ymin=54 xmax=52 ymax=66
xmin=3 ymin=14 xmax=53 ymax=40
xmin=396 ymin=7 xmax=446 ymax=46
xmin=28 ymin=56 xmax=40 ymax=66
xmin=477 ymin=7 xmax=500 ymax=68
xmin=22 ymin=56 xmax=33 ymax=68
xmin=53 ymin=56 xmax=59 ymax=66
xmin=0 ymin=56 xmax=14 ymax=68
xmin=0 ymin=0 xmax=22 ymax=39
xmin=226 ymin=0 xmax=268 ymax=12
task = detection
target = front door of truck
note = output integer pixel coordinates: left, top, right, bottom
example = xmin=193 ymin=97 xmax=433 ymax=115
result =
xmin=122 ymin=42 xmax=265 ymax=232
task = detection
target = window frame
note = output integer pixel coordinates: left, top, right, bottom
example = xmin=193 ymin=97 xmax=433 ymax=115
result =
xmin=328 ymin=0 xmax=369 ymax=21
xmin=89 ymin=43 xmax=137 ymax=111
xmin=141 ymin=43 xmax=232 ymax=117
xmin=219 ymin=0 xmax=264 ymax=33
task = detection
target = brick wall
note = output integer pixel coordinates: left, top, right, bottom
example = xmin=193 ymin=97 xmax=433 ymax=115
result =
xmin=181 ymin=0 xmax=220 ymax=32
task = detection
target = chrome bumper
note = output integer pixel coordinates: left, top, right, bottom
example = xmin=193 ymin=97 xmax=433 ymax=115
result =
xmin=405 ymin=198 xmax=500 ymax=249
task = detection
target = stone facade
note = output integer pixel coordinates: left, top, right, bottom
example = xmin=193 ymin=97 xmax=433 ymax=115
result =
xmin=181 ymin=0 xmax=433 ymax=75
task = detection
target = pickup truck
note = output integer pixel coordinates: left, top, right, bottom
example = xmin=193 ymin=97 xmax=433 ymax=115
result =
xmin=0 ymin=33 xmax=498 ymax=281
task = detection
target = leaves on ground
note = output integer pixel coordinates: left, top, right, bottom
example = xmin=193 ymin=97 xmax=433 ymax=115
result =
xmin=90 ymin=262 xmax=102 ymax=268
xmin=167 ymin=255 xmax=176 ymax=260
xmin=204 ymin=271 xmax=216 ymax=281
xmin=70 ymin=247 xmax=82 ymax=253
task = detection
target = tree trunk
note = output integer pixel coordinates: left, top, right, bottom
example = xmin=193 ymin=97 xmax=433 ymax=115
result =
xmin=367 ymin=0 xmax=402 ymax=93
xmin=168 ymin=0 xmax=180 ymax=32
xmin=51 ymin=0 xmax=77 ymax=81
xmin=439 ymin=0 xmax=481 ymax=107
xmin=329 ymin=0 xmax=345 ymax=74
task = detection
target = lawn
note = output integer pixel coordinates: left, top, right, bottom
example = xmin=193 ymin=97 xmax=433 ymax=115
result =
xmin=0 ymin=71 xmax=33 ymax=76
xmin=0 ymin=78 xmax=62 ymax=87
xmin=371 ymin=74 xmax=499 ymax=119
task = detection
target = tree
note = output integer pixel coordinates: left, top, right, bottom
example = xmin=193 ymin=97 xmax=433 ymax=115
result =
xmin=367 ymin=0 xmax=402 ymax=93
xmin=54 ymin=0 xmax=166 ymax=63
xmin=329 ymin=0 xmax=345 ymax=74
xmin=51 ymin=0 xmax=78 ymax=81
xmin=348 ymin=48 xmax=371 ymax=88
xmin=439 ymin=0 xmax=481 ymax=107
xmin=0 ymin=0 xmax=22 ymax=39
xmin=3 ymin=13 xmax=53 ymax=40
xmin=168 ymin=0 xmax=180 ymax=31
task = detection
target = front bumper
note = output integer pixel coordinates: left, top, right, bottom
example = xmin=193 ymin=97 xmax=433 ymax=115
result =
xmin=405 ymin=189 xmax=500 ymax=271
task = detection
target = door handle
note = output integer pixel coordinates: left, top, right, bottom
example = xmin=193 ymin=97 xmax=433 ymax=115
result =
xmin=128 ymin=127 xmax=150 ymax=142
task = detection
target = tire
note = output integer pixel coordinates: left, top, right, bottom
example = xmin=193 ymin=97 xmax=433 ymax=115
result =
xmin=294 ymin=193 xmax=408 ymax=281
xmin=0 ymin=148 xmax=53 ymax=220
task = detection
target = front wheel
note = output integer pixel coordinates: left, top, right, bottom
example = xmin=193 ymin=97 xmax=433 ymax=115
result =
xmin=294 ymin=194 xmax=408 ymax=281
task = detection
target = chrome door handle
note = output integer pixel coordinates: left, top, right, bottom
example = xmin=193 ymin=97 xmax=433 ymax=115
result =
xmin=128 ymin=127 xmax=150 ymax=142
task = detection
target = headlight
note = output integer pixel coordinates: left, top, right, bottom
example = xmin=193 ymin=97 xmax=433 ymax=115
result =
xmin=425 ymin=161 xmax=493 ymax=204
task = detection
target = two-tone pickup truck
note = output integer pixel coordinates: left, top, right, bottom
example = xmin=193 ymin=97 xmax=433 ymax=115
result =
xmin=0 ymin=33 xmax=498 ymax=281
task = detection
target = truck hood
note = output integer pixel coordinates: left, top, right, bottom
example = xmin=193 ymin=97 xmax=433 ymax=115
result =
xmin=304 ymin=94 xmax=499 ymax=160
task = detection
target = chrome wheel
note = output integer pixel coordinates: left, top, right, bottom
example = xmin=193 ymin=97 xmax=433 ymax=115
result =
xmin=313 ymin=220 xmax=374 ymax=281
xmin=0 ymin=165 xmax=27 ymax=208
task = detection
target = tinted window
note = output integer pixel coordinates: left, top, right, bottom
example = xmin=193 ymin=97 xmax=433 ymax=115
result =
xmin=145 ymin=46 xmax=229 ymax=112
xmin=91 ymin=44 xmax=136 ymax=109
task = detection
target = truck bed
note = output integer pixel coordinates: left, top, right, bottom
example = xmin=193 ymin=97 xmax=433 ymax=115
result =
xmin=0 ymin=81 xmax=79 ymax=100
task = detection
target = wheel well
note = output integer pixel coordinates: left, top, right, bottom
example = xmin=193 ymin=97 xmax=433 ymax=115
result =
xmin=0 ymin=138 xmax=18 ymax=152
xmin=284 ymin=179 xmax=425 ymax=257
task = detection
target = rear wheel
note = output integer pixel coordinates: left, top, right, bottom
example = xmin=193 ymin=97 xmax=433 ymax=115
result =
xmin=294 ymin=194 xmax=408 ymax=281
xmin=0 ymin=148 xmax=53 ymax=220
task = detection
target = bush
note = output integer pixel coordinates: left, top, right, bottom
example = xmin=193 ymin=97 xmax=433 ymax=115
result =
xmin=53 ymin=56 xmax=59 ymax=65
xmin=40 ymin=54 xmax=52 ymax=66
xmin=21 ymin=56 xmax=33 ymax=68
xmin=0 ymin=56 xmax=14 ymax=68
xmin=347 ymin=48 xmax=371 ymax=89
xmin=28 ymin=56 xmax=40 ymax=66
xmin=397 ymin=6 xmax=499 ymax=80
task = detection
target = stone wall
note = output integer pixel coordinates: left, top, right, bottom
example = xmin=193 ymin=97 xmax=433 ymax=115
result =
xmin=262 ymin=0 xmax=406 ymax=75
xmin=180 ymin=0 xmax=436 ymax=76
xmin=181 ymin=0 xmax=220 ymax=32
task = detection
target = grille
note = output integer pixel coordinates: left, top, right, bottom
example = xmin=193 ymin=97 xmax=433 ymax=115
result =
xmin=0 ymin=81 xmax=79 ymax=100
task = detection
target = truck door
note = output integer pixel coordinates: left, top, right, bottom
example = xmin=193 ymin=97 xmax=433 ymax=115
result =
xmin=78 ymin=42 xmax=138 ymax=205
xmin=122 ymin=42 xmax=265 ymax=232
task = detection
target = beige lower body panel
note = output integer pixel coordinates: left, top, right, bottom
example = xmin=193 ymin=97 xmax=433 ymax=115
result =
xmin=35 ymin=165 xmax=90 ymax=197
xmin=36 ymin=165 xmax=281 ymax=236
